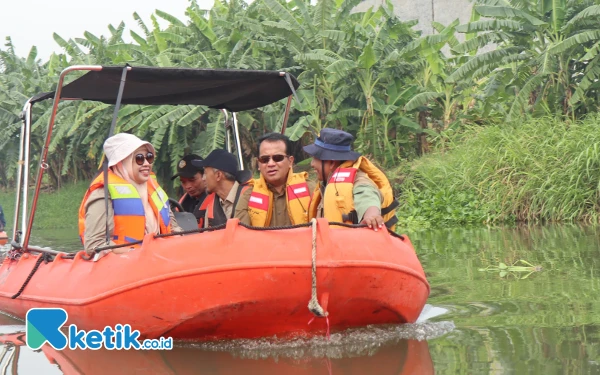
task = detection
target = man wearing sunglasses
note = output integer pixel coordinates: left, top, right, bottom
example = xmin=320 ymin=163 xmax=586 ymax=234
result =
xmin=171 ymin=154 xmax=207 ymax=223
xmin=247 ymin=133 xmax=315 ymax=227
xmin=303 ymin=128 xmax=399 ymax=232
xmin=192 ymin=149 xmax=252 ymax=228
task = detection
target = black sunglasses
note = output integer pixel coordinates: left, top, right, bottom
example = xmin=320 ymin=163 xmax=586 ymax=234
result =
xmin=258 ymin=154 xmax=288 ymax=164
xmin=135 ymin=152 xmax=155 ymax=166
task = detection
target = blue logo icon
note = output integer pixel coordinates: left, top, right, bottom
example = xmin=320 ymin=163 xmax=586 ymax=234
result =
xmin=25 ymin=308 xmax=172 ymax=350
xmin=26 ymin=308 xmax=68 ymax=350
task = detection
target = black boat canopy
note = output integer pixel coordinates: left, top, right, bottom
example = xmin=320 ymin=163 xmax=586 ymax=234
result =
xmin=30 ymin=66 xmax=300 ymax=112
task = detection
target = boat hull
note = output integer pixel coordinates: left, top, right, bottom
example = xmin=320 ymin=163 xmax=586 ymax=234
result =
xmin=0 ymin=219 xmax=429 ymax=340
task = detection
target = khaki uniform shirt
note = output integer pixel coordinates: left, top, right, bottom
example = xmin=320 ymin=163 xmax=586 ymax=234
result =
xmin=267 ymin=180 xmax=316 ymax=227
xmin=203 ymin=181 xmax=253 ymax=227
xmin=219 ymin=181 xmax=240 ymax=218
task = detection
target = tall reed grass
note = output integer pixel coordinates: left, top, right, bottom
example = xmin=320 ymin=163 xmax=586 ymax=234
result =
xmin=399 ymin=116 xmax=600 ymax=226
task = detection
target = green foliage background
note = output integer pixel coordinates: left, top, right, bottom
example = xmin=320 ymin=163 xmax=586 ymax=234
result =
xmin=2 ymin=0 xmax=600 ymax=226
xmin=398 ymin=115 xmax=600 ymax=229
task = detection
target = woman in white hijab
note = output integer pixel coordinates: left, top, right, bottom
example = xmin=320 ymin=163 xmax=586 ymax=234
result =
xmin=78 ymin=133 xmax=181 ymax=258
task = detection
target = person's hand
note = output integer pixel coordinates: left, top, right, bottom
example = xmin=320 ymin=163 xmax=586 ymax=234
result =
xmin=360 ymin=207 xmax=384 ymax=231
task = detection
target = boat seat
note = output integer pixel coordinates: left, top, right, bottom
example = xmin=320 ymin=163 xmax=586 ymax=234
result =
xmin=172 ymin=211 xmax=198 ymax=232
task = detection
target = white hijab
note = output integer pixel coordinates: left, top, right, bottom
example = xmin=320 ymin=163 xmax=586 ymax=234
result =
xmin=105 ymin=135 xmax=160 ymax=235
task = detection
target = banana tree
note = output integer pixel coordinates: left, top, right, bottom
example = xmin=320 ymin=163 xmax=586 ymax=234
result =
xmin=450 ymin=0 xmax=600 ymax=121
xmin=401 ymin=20 xmax=474 ymax=154
xmin=0 ymin=38 xmax=58 ymax=188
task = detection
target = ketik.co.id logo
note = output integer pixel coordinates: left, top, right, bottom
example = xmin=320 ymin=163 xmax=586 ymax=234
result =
xmin=26 ymin=308 xmax=172 ymax=350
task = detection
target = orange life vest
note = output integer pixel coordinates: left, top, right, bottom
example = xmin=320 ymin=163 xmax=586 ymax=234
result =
xmin=198 ymin=184 xmax=251 ymax=228
xmin=308 ymin=156 xmax=399 ymax=230
xmin=247 ymin=171 xmax=311 ymax=227
xmin=78 ymin=170 xmax=172 ymax=247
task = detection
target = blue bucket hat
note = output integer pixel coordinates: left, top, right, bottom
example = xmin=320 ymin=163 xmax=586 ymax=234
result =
xmin=303 ymin=128 xmax=361 ymax=161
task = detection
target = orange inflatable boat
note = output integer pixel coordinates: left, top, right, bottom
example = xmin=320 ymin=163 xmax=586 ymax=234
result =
xmin=3 ymin=66 xmax=429 ymax=341
xmin=0 ymin=219 xmax=429 ymax=340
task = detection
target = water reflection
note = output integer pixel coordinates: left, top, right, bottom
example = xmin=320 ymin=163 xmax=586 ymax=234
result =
xmin=415 ymin=224 xmax=600 ymax=374
xmin=0 ymin=229 xmax=81 ymax=254
xmin=27 ymin=229 xmax=82 ymax=253
xmin=0 ymin=320 xmax=446 ymax=375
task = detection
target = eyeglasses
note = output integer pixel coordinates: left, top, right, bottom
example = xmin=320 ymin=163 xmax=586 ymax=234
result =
xmin=258 ymin=154 xmax=288 ymax=164
xmin=135 ymin=152 xmax=155 ymax=166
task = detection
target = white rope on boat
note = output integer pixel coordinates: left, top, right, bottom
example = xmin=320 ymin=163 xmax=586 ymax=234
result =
xmin=308 ymin=218 xmax=328 ymax=317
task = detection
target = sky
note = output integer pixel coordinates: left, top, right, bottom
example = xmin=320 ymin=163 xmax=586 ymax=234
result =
xmin=0 ymin=0 xmax=213 ymax=62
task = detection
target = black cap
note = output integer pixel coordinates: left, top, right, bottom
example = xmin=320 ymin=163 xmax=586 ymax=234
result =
xmin=192 ymin=149 xmax=251 ymax=183
xmin=192 ymin=149 xmax=237 ymax=174
xmin=170 ymin=154 xmax=204 ymax=181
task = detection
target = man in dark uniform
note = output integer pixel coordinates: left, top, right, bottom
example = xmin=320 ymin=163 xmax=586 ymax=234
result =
xmin=171 ymin=154 xmax=207 ymax=223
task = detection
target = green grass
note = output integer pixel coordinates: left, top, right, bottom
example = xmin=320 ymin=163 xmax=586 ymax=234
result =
xmin=0 ymin=182 xmax=89 ymax=230
xmin=397 ymin=115 xmax=600 ymax=228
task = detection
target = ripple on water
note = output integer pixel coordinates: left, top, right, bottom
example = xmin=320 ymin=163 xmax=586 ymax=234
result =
xmin=179 ymin=320 xmax=455 ymax=360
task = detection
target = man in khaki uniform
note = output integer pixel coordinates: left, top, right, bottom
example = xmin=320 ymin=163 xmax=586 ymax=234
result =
xmin=192 ymin=149 xmax=252 ymax=228
xmin=248 ymin=133 xmax=316 ymax=227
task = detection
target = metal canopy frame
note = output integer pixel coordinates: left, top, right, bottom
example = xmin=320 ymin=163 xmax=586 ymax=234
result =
xmin=11 ymin=65 xmax=298 ymax=253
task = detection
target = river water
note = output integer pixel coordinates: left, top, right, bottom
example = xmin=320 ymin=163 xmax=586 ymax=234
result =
xmin=0 ymin=224 xmax=598 ymax=374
